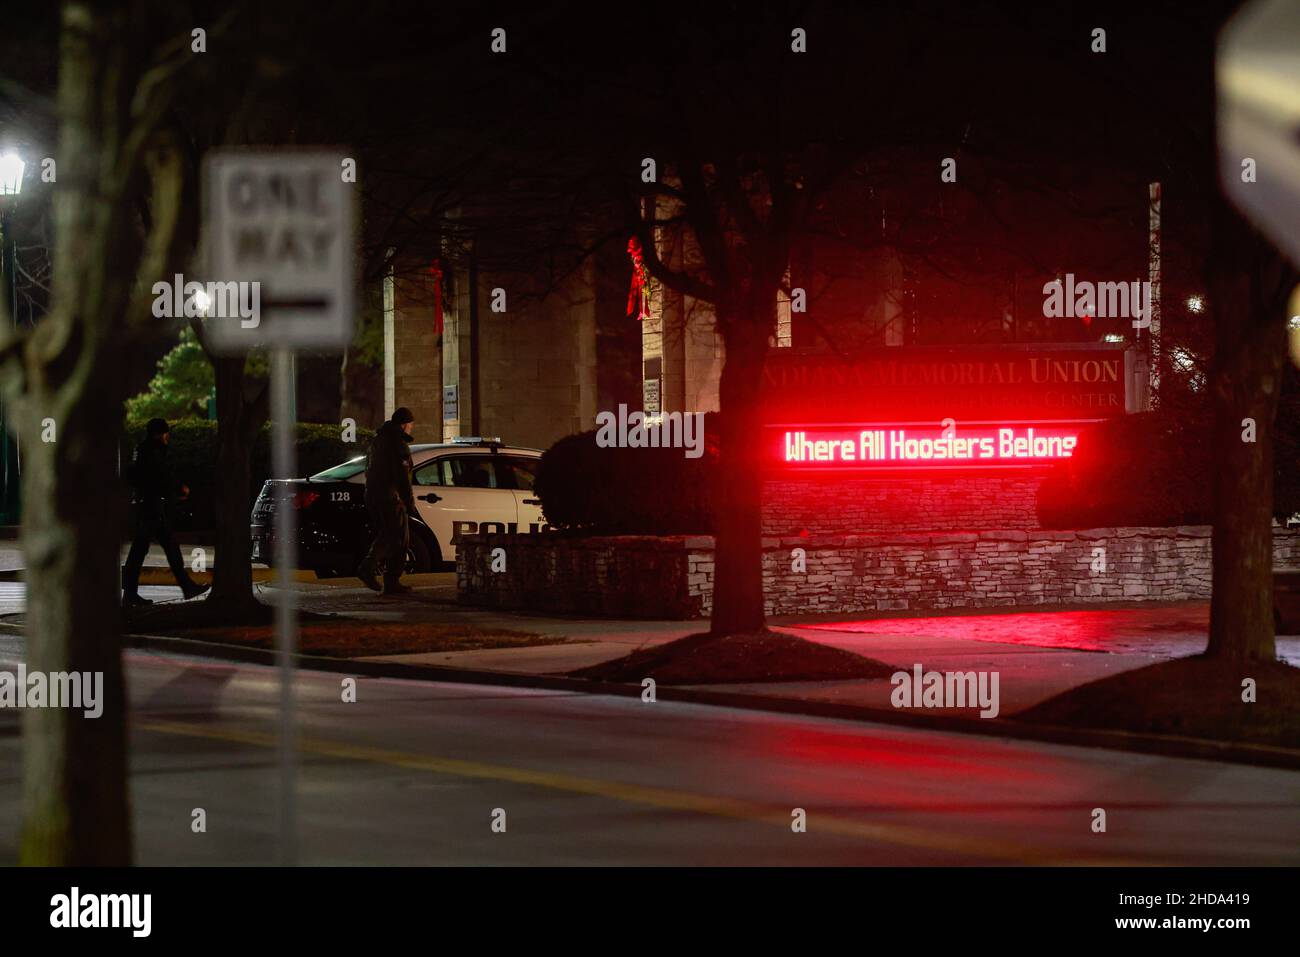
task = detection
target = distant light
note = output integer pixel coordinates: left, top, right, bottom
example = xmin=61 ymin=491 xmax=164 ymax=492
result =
xmin=1170 ymin=345 xmax=1206 ymax=390
xmin=1289 ymin=315 xmax=1300 ymax=331
xmin=1102 ymin=333 xmax=1124 ymax=343
xmin=1186 ymin=294 xmax=1205 ymax=313
xmin=1170 ymin=346 xmax=1197 ymax=373
xmin=1169 ymin=346 xmax=1205 ymax=391
xmin=193 ymin=289 xmax=211 ymax=315
xmin=0 ymin=153 xmax=24 ymax=196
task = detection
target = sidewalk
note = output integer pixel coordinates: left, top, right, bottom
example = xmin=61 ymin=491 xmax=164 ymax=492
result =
xmin=226 ymin=575 xmax=1228 ymax=715
xmin=5 ymin=565 xmax=1295 ymax=766
xmin=0 ymin=542 xmax=303 ymax=583
xmin=352 ymin=608 xmax=1168 ymax=716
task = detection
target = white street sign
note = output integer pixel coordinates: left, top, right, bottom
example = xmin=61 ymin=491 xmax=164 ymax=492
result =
xmin=202 ymin=150 xmax=355 ymax=351
xmin=643 ymin=378 xmax=661 ymax=416
xmin=1218 ymin=0 xmax=1300 ymax=268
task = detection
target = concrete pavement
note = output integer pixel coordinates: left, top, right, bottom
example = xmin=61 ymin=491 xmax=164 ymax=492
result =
xmin=3 ymin=568 xmax=1298 ymax=753
xmin=0 ymin=542 xmax=300 ymax=586
xmin=3 ymin=646 xmax=1298 ymax=864
xmin=274 ymin=576 xmax=1293 ymax=717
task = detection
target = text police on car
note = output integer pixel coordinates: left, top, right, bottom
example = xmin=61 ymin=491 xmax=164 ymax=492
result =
xmin=250 ymin=432 xmax=549 ymax=583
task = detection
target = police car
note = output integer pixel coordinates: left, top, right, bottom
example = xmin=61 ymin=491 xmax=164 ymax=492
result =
xmin=250 ymin=437 xmax=547 ymax=576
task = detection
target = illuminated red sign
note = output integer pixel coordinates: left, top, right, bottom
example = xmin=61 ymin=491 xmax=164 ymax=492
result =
xmin=770 ymin=421 xmax=1087 ymax=470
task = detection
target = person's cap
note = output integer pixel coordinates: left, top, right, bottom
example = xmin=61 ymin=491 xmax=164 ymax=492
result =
xmin=392 ymin=407 xmax=415 ymax=425
xmin=146 ymin=418 xmax=171 ymax=437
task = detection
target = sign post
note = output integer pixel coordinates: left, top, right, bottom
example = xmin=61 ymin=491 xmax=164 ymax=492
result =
xmin=203 ymin=150 xmax=356 ymax=865
xmin=270 ymin=346 xmax=297 ymax=866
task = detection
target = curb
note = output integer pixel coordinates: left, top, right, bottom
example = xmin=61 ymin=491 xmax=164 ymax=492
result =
xmin=0 ymin=568 xmax=454 ymax=586
xmin=103 ymin=628 xmax=1300 ymax=773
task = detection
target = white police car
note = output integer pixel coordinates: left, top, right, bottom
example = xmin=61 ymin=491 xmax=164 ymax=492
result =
xmin=250 ymin=437 xmax=548 ymax=576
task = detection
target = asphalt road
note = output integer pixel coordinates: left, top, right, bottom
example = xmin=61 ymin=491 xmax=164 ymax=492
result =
xmin=1 ymin=644 xmax=1298 ymax=865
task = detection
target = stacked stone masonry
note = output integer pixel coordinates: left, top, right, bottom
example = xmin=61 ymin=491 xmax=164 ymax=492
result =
xmin=457 ymin=525 xmax=1300 ymax=620
xmin=763 ymin=475 xmax=1045 ymax=535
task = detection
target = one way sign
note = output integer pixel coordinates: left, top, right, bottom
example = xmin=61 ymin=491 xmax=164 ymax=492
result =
xmin=202 ymin=150 xmax=356 ymax=352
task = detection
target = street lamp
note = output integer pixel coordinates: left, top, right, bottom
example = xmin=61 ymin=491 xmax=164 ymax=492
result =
xmin=0 ymin=151 xmax=24 ymax=525
xmin=0 ymin=153 xmax=24 ymax=196
xmin=0 ymin=151 xmax=24 ymax=321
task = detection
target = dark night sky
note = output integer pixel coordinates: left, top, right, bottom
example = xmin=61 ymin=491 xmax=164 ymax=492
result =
xmin=0 ymin=0 xmax=1253 ymax=354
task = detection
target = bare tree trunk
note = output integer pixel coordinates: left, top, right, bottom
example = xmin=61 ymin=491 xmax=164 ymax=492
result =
xmin=209 ymin=354 xmax=267 ymax=608
xmin=1205 ymin=206 xmax=1295 ymax=661
xmin=20 ymin=415 xmax=132 ymax=864
xmin=8 ymin=0 xmax=193 ymax=864
xmin=1206 ymin=335 xmax=1285 ymax=661
xmin=709 ymin=308 xmax=770 ymax=636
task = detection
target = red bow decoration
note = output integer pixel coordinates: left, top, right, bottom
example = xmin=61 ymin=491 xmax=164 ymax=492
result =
xmin=627 ymin=238 xmax=650 ymax=320
xmin=429 ymin=260 xmax=444 ymax=335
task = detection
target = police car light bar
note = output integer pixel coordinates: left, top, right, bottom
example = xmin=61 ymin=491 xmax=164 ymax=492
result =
xmin=450 ymin=436 xmax=502 ymax=445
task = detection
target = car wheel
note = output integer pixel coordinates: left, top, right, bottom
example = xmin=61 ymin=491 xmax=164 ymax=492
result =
xmin=405 ymin=534 xmax=434 ymax=574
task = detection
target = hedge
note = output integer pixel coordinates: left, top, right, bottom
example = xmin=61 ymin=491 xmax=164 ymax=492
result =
xmin=120 ymin=417 xmax=374 ymax=530
xmin=533 ymin=397 xmax=1300 ymax=534
xmin=535 ymin=412 xmax=720 ymax=535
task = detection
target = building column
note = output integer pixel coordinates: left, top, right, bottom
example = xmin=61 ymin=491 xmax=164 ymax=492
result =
xmin=383 ymin=258 xmax=442 ymax=442
xmin=441 ymin=259 xmax=473 ymax=442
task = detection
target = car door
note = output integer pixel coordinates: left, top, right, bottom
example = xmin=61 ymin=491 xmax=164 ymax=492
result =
xmin=411 ymin=454 xmax=518 ymax=561
xmin=501 ymin=455 xmax=548 ymax=532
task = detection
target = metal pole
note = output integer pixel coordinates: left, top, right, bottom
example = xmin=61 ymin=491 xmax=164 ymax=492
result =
xmin=0 ymin=210 xmax=9 ymax=523
xmin=271 ymin=346 xmax=298 ymax=866
xmin=1147 ymin=182 xmax=1162 ymax=409
xmin=6 ymin=212 xmax=14 ymax=327
xmin=469 ymin=250 xmax=481 ymax=435
xmin=0 ymin=209 xmax=16 ymax=524
xmin=288 ymin=351 xmax=298 ymax=424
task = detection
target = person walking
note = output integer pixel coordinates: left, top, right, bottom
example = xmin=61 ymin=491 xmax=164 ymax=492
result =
xmin=358 ymin=407 xmax=416 ymax=595
xmin=121 ymin=418 xmax=210 ymax=606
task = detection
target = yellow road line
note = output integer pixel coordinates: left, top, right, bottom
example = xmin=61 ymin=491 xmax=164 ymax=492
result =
xmin=137 ymin=719 xmax=1151 ymax=865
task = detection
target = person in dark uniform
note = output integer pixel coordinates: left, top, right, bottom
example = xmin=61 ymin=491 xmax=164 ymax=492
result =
xmin=358 ymin=407 xmax=416 ymax=595
xmin=121 ymin=418 xmax=210 ymax=606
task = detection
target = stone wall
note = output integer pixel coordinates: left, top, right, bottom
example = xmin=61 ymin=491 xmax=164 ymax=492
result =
xmin=762 ymin=474 xmax=1045 ymax=535
xmin=458 ymin=534 xmax=704 ymax=618
xmin=457 ymin=526 xmax=1300 ymax=620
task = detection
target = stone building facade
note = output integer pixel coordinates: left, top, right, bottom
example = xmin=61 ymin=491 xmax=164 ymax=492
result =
xmin=382 ymin=249 xmax=635 ymax=449
xmin=381 ymin=203 xmax=1140 ymax=536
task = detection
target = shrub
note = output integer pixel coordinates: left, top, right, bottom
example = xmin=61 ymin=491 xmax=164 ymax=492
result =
xmin=121 ymin=417 xmax=373 ymax=531
xmin=125 ymin=328 xmax=215 ymax=421
xmin=536 ymin=412 xmax=720 ymax=535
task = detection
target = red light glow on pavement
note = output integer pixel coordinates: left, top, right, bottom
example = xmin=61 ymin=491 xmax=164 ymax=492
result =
xmin=798 ymin=604 xmax=1300 ymax=662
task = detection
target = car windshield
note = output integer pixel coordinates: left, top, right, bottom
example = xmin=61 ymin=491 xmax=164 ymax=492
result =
xmin=309 ymin=455 xmax=367 ymax=481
